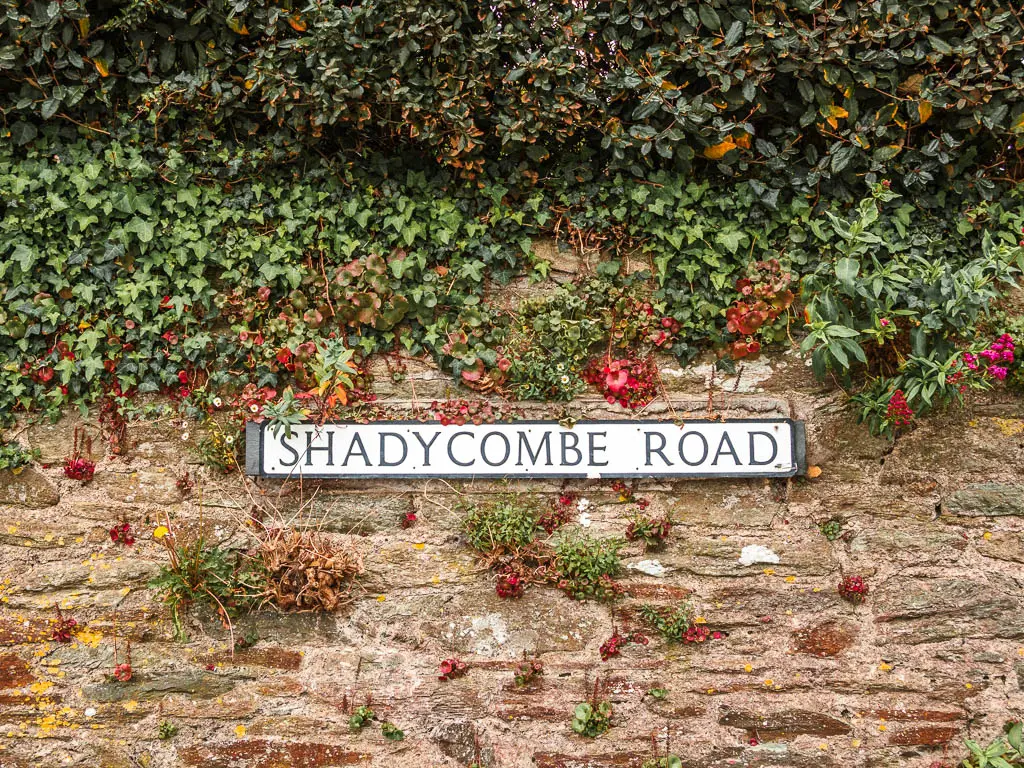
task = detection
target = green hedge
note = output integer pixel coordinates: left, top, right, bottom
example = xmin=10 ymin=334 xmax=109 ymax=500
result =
xmin=2 ymin=0 xmax=1022 ymax=198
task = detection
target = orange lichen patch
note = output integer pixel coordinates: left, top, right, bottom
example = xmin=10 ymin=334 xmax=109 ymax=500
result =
xmin=71 ymin=629 xmax=102 ymax=649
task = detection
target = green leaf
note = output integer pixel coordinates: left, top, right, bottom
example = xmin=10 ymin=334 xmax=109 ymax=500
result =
xmin=830 ymin=145 xmax=858 ymax=173
xmin=11 ymin=244 xmax=36 ymax=272
xmin=698 ymin=5 xmax=721 ymax=29
xmin=124 ymin=217 xmax=155 ymax=243
xmin=10 ymin=121 xmax=37 ymax=146
xmin=40 ymin=98 xmax=61 ymax=120
xmin=835 ymin=257 xmax=860 ymax=287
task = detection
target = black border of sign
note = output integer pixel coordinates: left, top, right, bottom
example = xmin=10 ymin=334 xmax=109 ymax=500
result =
xmin=245 ymin=419 xmax=807 ymax=480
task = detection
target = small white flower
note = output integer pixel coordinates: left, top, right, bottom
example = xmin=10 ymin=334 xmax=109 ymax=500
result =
xmin=560 ymin=375 xmax=570 ymax=384
xmin=180 ymin=432 xmax=190 ymax=442
xmin=577 ymin=498 xmax=591 ymax=512
xmin=225 ymin=436 xmax=235 ymax=445
xmin=84 ymin=707 xmax=96 ymax=718
xmin=556 ymin=363 xmax=566 ymax=372
xmin=578 ymin=512 xmax=592 ymax=527
xmin=212 ymin=397 xmax=223 ymax=408
xmin=249 ymin=403 xmax=260 ymax=414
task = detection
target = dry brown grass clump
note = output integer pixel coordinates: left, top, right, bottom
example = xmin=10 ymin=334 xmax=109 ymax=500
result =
xmin=257 ymin=528 xmax=364 ymax=612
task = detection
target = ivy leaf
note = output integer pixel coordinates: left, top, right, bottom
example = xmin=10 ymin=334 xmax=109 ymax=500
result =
xmin=716 ymin=230 xmax=744 ymax=254
xmin=124 ymin=217 xmax=155 ymax=243
xmin=11 ymin=244 xmax=36 ymax=272
xmin=10 ymin=121 xmax=37 ymax=146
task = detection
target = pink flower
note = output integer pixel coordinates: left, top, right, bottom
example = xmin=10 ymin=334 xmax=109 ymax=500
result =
xmin=990 ymin=366 xmax=1009 ymax=381
xmin=879 ymin=318 xmax=890 ymax=327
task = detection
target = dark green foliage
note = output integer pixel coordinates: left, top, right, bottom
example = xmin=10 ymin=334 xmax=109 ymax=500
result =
xmin=2 ymin=0 xmax=1022 ymax=194
xmin=461 ymin=495 xmax=542 ymax=554
xmin=149 ymin=536 xmax=265 ymax=641
xmin=0 ymin=442 xmax=39 ymax=471
xmin=571 ymin=700 xmax=612 ymax=738
xmin=1 ymin=3 xmax=1023 ymax=431
xmin=962 ymin=721 xmax=1024 ymax=768
xmin=348 ymin=706 xmax=375 ymax=732
xmin=553 ymin=533 xmax=622 ymax=601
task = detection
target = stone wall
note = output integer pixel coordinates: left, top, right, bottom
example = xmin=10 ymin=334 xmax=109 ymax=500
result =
xmin=1 ymin=350 xmax=1023 ymax=768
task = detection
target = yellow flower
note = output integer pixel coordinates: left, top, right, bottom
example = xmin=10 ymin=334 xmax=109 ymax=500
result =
xmin=153 ymin=526 xmax=169 ymax=539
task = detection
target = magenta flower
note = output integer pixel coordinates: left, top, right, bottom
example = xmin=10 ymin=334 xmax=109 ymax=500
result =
xmin=990 ymin=366 xmax=1009 ymax=381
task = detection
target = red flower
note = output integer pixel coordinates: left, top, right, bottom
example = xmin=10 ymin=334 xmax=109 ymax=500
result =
xmin=838 ymin=575 xmax=869 ymax=604
xmin=109 ymin=522 xmax=135 ymax=546
xmin=438 ymin=658 xmax=468 ymax=681
xmin=113 ymin=663 xmax=133 ymax=682
xmin=496 ymin=573 xmax=524 ymax=599
xmin=400 ymin=511 xmax=417 ymax=529
xmin=64 ymin=457 xmax=96 ymax=482
xmin=886 ymin=390 xmax=914 ymax=428
xmin=51 ymin=606 xmax=77 ymax=643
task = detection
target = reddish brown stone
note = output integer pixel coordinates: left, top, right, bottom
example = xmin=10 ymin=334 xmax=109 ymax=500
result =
xmin=0 ymin=654 xmax=33 ymax=689
xmin=195 ymin=647 xmax=303 ymax=671
xmin=888 ymin=725 xmax=961 ymax=746
xmin=790 ymin=621 xmax=857 ymax=657
xmin=719 ymin=709 xmax=852 ymax=740
xmin=178 ymin=741 xmax=370 ymax=767
xmin=0 ymin=618 xmax=52 ymax=646
xmin=865 ymin=709 xmax=963 ymax=723
xmin=533 ymin=754 xmax=647 ymax=768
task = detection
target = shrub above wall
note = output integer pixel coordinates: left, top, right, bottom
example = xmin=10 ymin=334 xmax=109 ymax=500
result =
xmin=1 ymin=0 xmax=1023 ymax=197
xmin=0 ymin=1 xmax=1023 ymax=437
